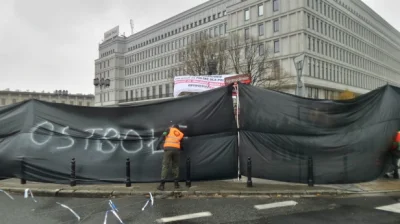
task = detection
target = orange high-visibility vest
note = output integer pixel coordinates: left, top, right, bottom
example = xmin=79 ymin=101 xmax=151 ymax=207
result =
xmin=163 ymin=127 xmax=184 ymax=149
xmin=392 ymin=131 xmax=400 ymax=151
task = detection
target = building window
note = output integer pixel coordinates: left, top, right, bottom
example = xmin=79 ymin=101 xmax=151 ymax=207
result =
xmin=244 ymin=28 xmax=249 ymax=39
xmin=87 ymin=102 xmax=90 ymax=106
xmin=273 ymin=19 xmax=279 ymax=32
xmin=258 ymin=23 xmax=264 ymax=36
xmin=12 ymin=99 xmax=16 ymax=104
xmin=258 ymin=4 xmax=264 ymax=16
xmin=312 ymin=17 xmax=315 ymax=30
xmin=223 ymin=10 xmax=227 ymax=16
xmin=244 ymin=9 xmax=250 ymax=21
xmin=274 ymin=40 xmax=280 ymax=53
xmin=166 ymin=84 xmax=170 ymax=94
xmin=273 ymin=0 xmax=279 ymax=12
xmin=259 ymin=44 xmax=265 ymax=56
xmin=1 ymin=98 xmax=5 ymax=105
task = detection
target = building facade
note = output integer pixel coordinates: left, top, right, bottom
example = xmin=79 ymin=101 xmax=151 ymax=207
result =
xmin=0 ymin=89 xmax=95 ymax=107
xmin=95 ymin=0 xmax=400 ymax=106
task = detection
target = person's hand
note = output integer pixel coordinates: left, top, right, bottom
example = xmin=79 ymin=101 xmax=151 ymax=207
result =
xmin=163 ymin=131 xmax=168 ymax=136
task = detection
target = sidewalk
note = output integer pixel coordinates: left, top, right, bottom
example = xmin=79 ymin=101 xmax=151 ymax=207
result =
xmin=0 ymin=178 xmax=399 ymax=199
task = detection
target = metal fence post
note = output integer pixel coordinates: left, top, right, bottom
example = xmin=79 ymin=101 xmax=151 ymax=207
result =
xmin=186 ymin=157 xmax=191 ymax=187
xmin=247 ymin=157 xmax=252 ymax=187
xmin=308 ymin=156 xmax=314 ymax=187
xmin=70 ymin=158 xmax=76 ymax=187
xmin=125 ymin=158 xmax=131 ymax=187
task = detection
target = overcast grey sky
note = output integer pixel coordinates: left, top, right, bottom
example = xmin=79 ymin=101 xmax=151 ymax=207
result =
xmin=0 ymin=0 xmax=398 ymax=94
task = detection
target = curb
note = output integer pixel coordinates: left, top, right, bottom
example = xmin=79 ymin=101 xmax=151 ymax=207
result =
xmin=3 ymin=186 xmax=400 ymax=199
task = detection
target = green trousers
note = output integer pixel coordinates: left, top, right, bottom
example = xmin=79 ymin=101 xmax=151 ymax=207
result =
xmin=161 ymin=150 xmax=180 ymax=180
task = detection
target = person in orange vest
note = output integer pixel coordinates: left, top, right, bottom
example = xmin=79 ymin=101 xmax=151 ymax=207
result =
xmin=157 ymin=124 xmax=185 ymax=191
xmin=386 ymin=131 xmax=400 ymax=179
xmin=392 ymin=131 xmax=400 ymax=178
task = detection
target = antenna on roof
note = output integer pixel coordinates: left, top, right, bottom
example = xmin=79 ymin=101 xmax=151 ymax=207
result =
xmin=130 ymin=19 xmax=134 ymax=35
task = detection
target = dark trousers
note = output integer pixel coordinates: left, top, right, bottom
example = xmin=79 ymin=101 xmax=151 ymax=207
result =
xmin=392 ymin=152 xmax=399 ymax=177
xmin=161 ymin=149 xmax=180 ymax=180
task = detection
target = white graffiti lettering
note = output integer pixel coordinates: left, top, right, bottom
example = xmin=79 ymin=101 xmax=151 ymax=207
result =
xmin=148 ymin=129 xmax=163 ymax=154
xmin=30 ymin=121 xmax=54 ymax=145
xmin=30 ymin=120 xmax=162 ymax=154
xmin=120 ymin=129 xmax=143 ymax=154
xmin=55 ymin=126 xmax=75 ymax=150
xmin=99 ymin=128 xmax=119 ymax=154
xmin=84 ymin=128 xmax=103 ymax=150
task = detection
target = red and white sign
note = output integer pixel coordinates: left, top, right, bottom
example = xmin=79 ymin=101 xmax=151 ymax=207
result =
xmin=224 ymin=74 xmax=252 ymax=85
xmin=173 ymin=75 xmax=235 ymax=97
xmin=173 ymin=74 xmax=252 ymax=97
xmin=225 ymin=74 xmax=252 ymax=96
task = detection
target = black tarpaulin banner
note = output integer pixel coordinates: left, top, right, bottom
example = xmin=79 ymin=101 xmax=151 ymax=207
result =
xmin=1 ymin=83 xmax=400 ymax=185
xmin=0 ymin=86 xmax=238 ymax=183
xmin=238 ymin=84 xmax=400 ymax=184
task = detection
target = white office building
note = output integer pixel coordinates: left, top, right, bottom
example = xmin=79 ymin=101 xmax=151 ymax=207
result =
xmin=0 ymin=89 xmax=94 ymax=107
xmin=94 ymin=0 xmax=400 ymax=106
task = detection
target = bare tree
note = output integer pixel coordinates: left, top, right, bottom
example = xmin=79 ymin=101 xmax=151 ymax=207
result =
xmin=174 ymin=35 xmax=229 ymax=76
xmin=172 ymin=32 xmax=292 ymax=92
xmin=263 ymin=60 xmax=293 ymax=91
xmin=226 ymin=32 xmax=291 ymax=91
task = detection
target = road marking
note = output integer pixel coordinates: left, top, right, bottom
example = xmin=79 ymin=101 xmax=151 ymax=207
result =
xmin=375 ymin=203 xmax=400 ymax=214
xmin=156 ymin=212 xmax=212 ymax=223
xmin=254 ymin=200 xmax=298 ymax=210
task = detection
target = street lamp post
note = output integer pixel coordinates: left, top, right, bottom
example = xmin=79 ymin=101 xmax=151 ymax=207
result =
xmin=293 ymin=54 xmax=306 ymax=97
xmin=208 ymin=54 xmax=218 ymax=75
xmin=93 ymin=77 xmax=110 ymax=106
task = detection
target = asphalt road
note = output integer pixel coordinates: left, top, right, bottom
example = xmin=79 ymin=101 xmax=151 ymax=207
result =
xmin=0 ymin=193 xmax=399 ymax=224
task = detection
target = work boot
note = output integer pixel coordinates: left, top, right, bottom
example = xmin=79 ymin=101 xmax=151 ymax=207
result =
xmin=174 ymin=179 xmax=180 ymax=189
xmin=394 ymin=170 xmax=399 ymax=179
xmin=157 ymin=181 xmax=165 ymax=191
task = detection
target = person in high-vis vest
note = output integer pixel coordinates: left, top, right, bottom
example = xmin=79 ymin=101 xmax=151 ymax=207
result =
xmin=386 ymin=131 xmax=400 ymax=179
xmin=157 ymin=124 xmax=185 ymax=191
xmin=391 ymin=131 xmax=400 ymax=179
